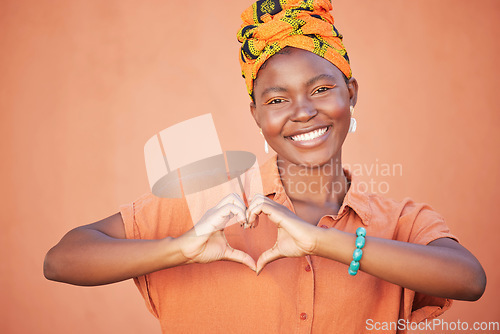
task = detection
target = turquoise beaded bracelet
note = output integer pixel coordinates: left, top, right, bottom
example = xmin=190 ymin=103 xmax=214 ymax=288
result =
xmin=348 ymin=227 xmax=366 ymax=276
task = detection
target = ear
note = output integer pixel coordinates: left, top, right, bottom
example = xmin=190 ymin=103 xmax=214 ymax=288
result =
xmin=250 ymin=101 xmax=261 ymax=128
xmin=347 ymin=77 xmax=359 ymax=108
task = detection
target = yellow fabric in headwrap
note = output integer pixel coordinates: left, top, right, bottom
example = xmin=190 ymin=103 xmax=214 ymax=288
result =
xmin=237 ymin=0 xmax=351 ymax=98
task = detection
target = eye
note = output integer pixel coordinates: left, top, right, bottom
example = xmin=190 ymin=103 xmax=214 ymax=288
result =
xmin=313 ymin=85 xmax=336 ymax=95
xmin=265 ymin=98 xmax=286 ymax=105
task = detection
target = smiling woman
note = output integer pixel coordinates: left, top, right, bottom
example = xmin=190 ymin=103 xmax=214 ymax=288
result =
xmin=250 ymin=48 xmax=356 ymax=167
xmin=41 ymin=0 xmax=489 ymax=333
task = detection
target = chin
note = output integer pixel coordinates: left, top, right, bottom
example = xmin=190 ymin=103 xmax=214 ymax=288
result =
xmin=284 ymin=148 xmax=341 ymax=168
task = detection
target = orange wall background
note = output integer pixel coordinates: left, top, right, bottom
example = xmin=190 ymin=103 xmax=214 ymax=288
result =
xmin=1 ymin=1 xmax=499 ymax=333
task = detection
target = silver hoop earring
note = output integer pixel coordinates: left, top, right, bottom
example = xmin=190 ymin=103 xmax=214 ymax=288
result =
xmin=349 ymin=106 xmax=357 ymax=133
xmin=260 ymin=129 xmax=269 ymax=153
xmin=348 ymin=118 xmax=357 ymax=133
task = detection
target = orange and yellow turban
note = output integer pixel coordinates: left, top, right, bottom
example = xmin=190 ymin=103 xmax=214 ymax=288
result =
xmin=237 ymin=0 xmax=352 ymax=98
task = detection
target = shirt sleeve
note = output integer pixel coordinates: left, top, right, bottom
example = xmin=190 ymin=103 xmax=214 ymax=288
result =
xmin=118 ymin=192 xmax=159 ymax=318
xmin=118 ymin=191 xmax=192 ymax=319
xmin=395 ymin=198 xmax=459 ymax=324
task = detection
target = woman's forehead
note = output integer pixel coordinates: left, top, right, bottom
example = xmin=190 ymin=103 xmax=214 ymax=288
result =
xmin=254 ymin=48 xmax=344 ymax=88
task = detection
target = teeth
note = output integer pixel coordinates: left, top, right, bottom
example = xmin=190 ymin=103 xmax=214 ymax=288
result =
xmin=290 ymin=127 xmax=328 ymax=142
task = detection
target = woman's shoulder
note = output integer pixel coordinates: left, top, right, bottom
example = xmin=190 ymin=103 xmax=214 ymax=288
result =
xmin=121 ymin=190 xmax=188 ymax=215
xmin=366 ymin=192 xmax=444 ymax=221
xmin=343 ymin=167 xmax=443 ymax=222
xmin=119 ymin=191 xmax=191 ymax=239
xmin=361 ymin=192 xmax=454 ymax=244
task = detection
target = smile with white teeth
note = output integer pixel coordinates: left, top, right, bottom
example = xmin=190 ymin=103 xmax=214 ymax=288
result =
xmin=289 ymin=126 xmax=329 ymax=142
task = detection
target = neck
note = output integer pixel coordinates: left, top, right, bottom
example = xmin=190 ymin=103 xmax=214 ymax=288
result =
xmin=277 ymin=154 xmax=349 ymax=207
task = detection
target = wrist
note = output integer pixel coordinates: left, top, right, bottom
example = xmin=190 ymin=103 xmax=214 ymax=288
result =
xmin=159 ymin=236 xmax=192 ymax=268
xmin=314 ymin=227 xmax=355 ymax=264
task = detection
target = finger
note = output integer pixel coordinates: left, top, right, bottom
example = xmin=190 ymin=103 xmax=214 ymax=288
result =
xmin=209 ymin=203 xmax=247 ymax=231
xmin=246 ymin=193 xmax=276 ymax=213
xmin=223 ymin=247 xmax=257 ymax=272
xmin=256 ymin=246 xmax=283 ymax=275
xmin=245 ymin=194 xmax=263 ymax=225
xmin=215 ymin=193 xmax=247 ymax=212
xmin=241 ymin=193 xmax=266 ymax=229
xmin=246 ymin=195 xmax=264 ymax=223
xmin=221 ymin=203 xmax=247 ymax=224
xmin=246 ymin=204 xmax=260 ymax=227
xmin=252 ymin=215 xmax=259 ymax=229
xmin=246 ymin=193 xmax=268 ymax=208
xmin=249 ymin=198 xmax=295 ymax=230
xmin=241 ymin=196 xmax=262 ymax=229
xmin=246 ymin=200 xmax=273 ymax=226
xmin=222 ymin=193 xmax=249 ymax=227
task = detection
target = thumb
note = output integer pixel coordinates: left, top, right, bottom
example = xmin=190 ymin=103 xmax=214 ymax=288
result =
xmin=223 ymin=247 xmax=257 ymax=272
xmin=256 ymin=246 xmax=282 ymax=276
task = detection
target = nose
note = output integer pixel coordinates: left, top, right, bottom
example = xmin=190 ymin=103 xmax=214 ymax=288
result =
xmin=290 ymin=97 xmax=318 ymax=122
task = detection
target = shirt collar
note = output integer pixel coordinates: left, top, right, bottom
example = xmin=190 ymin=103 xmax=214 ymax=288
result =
xmin=260 ymin=154 xmax=372 ymax=225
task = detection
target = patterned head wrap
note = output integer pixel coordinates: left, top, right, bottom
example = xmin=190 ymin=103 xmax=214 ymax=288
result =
xmin=237 ymin=0 xmax=351 ymax=98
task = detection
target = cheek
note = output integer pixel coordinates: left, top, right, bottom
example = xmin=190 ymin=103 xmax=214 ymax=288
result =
xmin=260 ymin=110 xmax=288 ymax=136
xmin=332 ymin=107 xmax=350 ymax=121
xmin=318 ymin=98 xmax=351 ymax=122
xmin=336 ymin=109 xmax=352 ymax=134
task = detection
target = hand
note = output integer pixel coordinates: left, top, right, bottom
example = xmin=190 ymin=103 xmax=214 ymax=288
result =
xmin=246 ymin=194 xmax=321 ymax=275
xmin=176 ymin=193 xmax=256 ymax=272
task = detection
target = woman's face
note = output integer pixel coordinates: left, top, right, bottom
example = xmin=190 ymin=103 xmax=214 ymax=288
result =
xmin=250 ymin=47 xmax=358 ymax=167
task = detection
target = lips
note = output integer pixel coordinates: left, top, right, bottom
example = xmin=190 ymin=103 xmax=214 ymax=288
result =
xmin=287 ymin=126 xmax=330 ymax=142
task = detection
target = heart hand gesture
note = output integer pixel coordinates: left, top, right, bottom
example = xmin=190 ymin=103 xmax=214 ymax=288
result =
xmin=246 ymin=194 xmax=321 ymax=275
xmin=177 ymin=193 xmax=256 ymax=272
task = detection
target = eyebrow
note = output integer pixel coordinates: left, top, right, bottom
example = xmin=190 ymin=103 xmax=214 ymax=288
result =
xmin=305 ymin=74 xmax=337 ymax=87
xmin=260 ymin=86 xmax=288 ymax=99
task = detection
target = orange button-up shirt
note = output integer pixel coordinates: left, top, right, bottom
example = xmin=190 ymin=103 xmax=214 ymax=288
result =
xmin=120 ymin=154 xmax=456 ymax=334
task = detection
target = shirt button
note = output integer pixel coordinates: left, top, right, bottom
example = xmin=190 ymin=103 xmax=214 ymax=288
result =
xmin=305 ymin=265 xmax=311 ymax=272
xmin=300 ymin=312 xmax=308 ymax=320
xmin=320 ymin=225 xmax=328 ymax=229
